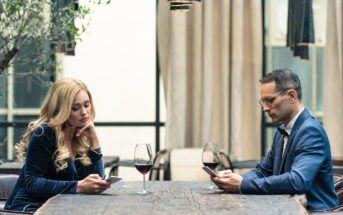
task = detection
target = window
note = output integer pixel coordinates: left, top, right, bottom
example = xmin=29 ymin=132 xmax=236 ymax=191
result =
xmin=0 ymin=70 xmax=51 ymax=160
xmin=262 ymin=0 xmax=327 ymax=156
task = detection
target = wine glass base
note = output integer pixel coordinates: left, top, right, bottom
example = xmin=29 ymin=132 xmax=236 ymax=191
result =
xmin=206 ymin=180 xmax=216 ymax=190
xmin=207 ymin=185 xmax=215 ymax=190
xmin=137 ymin=190 xmax=148 ymax=195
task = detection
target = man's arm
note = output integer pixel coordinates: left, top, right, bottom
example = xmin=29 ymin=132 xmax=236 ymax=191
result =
xmin=212 ymin=135 xmax=278 ymax=192
xmin=241 ymin=124 xmax=326 ymax=194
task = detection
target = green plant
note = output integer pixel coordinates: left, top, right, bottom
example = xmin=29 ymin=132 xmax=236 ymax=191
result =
xmin=0 ymin=0 xmax=110 ymax=77
xmin=0 ymin=137 xmax=7 ymax=147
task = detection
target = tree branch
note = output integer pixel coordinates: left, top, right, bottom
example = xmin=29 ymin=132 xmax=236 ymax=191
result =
xmin=0 ymin=47 xmax=18 ymax=75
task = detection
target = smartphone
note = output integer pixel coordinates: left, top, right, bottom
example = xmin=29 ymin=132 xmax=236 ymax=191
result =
xmin=202 ymin=166 xmax=217 ymax=177
xmin=105 ymin=176 xmax=122 ymax=184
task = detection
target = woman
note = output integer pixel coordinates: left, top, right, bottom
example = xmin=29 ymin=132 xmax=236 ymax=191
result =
xmin=5 ymin=79 xmax=111 ymax=212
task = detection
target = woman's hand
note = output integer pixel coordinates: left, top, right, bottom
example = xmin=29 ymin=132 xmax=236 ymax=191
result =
xmin=76 ymin=174 xmax=111 ymax=194
xmin=76 ymin=121 xmax=100 ymax=149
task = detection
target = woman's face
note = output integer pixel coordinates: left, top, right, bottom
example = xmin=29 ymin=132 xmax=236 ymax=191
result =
xmin=66 ymin=90 xmax=91 ymax=128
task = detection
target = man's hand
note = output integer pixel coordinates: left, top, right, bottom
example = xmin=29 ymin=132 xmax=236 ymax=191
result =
xmin=211 ymin=170 xmax=243 ymax=193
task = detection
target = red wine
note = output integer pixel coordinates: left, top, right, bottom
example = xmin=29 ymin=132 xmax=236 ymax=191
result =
xmin=135 ymin=164 xmax=153 ymax=175
xmin=203 ymin=162 xmax=219 ymax=170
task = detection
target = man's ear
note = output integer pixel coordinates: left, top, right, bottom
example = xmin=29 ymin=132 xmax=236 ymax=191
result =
xmin=287 ymin=89 xmax=297 ymax=104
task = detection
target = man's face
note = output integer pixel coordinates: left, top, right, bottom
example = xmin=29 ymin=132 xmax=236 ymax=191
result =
xmin=260 ymin=81 xmax=293 ymax=124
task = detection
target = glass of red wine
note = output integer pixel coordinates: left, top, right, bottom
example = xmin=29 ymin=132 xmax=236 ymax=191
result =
xmin=134 ymin=143 xmax=153 ymax=194
xmin=202 ymin=142 xmax=220 ymax=190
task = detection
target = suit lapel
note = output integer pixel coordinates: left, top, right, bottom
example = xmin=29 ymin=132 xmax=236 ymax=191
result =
xmin=275 ymin=135 xmax=284 ymax=174
xmin=279 ymin=109 xmax=311 ymax=173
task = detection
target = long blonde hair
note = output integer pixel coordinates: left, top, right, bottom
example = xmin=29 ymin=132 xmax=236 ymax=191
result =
xmin=16 ymin=79 xmax=96 ymax=172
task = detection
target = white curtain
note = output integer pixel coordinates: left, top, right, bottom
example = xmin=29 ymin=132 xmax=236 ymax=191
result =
xmin=324 ymin=0 xmax=343 ymax=158
xmin=158 ymin=0 xmax=262 ymax=161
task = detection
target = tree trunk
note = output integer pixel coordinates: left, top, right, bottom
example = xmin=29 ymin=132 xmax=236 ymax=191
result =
xmin=0 ymin=47 xmax=19 ymax=75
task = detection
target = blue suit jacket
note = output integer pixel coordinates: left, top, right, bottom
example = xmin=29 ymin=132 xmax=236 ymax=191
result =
xmin=5 ymin=124 xmax=105 ymax=212
xmin=241 ymin=109 xmax=339 ymax=211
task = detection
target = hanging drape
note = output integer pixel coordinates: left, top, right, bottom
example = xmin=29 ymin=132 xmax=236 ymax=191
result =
xmin=286 ymin=0 xmax=314 ymax=61
xmin=157 ymin=0 xmax=262 ymax=161
xmin=323 ymin=0 xmax=343 ymax=158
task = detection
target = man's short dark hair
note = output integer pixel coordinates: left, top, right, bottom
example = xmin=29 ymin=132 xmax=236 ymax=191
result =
xmin=260 ymin=69 xmax=302 ymax=100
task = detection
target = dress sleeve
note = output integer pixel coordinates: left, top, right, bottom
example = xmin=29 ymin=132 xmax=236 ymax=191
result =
xmin=24 ymin=125 xmax=78 ymax=198
xmin=76 ymin=148 xmax=106 ymax=180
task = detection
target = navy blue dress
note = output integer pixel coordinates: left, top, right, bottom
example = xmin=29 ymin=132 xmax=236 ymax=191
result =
xmin=5 ymin=123 xmax=105 ymax=212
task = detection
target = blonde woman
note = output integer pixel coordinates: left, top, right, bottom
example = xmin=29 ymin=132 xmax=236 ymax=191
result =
xmin=5 ymin=79 xmax=111 ymax=212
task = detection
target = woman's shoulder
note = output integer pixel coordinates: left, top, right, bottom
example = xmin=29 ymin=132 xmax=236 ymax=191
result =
xmin=27 ymin=123 xmax=57 ymax=154
xmin=32 ymin=123 xmax=56 ymax=141
xmin=33 ymin=123 xmax=52 ymax=133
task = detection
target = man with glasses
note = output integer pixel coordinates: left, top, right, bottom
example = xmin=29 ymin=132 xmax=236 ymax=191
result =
xmin=212 ymin=69 xmax=339 ymax=211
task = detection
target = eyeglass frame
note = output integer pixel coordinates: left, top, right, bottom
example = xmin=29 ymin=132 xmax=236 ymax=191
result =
xmin=259 ymin=88 xmax=291 ymax=108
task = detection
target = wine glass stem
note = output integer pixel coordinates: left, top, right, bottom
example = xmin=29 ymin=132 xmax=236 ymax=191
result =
xmin=143 ymin=174 xmax=146 ymax=191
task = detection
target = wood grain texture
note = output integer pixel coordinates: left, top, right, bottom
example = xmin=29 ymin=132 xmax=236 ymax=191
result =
xmin=35 ymin=181 xmax=307 ymax=215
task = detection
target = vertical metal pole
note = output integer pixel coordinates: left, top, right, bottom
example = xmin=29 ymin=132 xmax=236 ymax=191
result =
xmin=7 ymin=67 xmax=14 ymax=160
xmin=261 ymin=0 xmax=266 ymax=158
xmin=228 ymin=0 xmax=233 ymax=155
xmin=155 ymin=0 xmax=160 ymax=154
xmin=311 ymin=46 xmax=317 ymax=114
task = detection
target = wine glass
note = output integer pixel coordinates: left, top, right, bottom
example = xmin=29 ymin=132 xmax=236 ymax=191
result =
xmin=202 ymin=142 xmax=220 ymax=189
xmin=134 ymin=143 xmax=153 ymax=194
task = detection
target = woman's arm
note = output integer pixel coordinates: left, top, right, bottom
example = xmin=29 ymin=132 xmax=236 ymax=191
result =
xmin=75 ymin=148 xmax=106 ymax=179
xmin=75 ymin=121 xmax=106 ymax=179
xmin=24 ymin=125 xmax=110 ymax=198
xmin=24 ymin=125 xmax=77 ymax=198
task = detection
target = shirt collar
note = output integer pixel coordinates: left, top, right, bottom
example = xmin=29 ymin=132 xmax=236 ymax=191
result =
xmin=283 ymin=107 xmax=304 ymax=136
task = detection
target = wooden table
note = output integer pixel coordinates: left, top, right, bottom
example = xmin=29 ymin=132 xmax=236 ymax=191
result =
xmin=0 ymin=162 xmax=23 ymax=174
xmin=35 ymin=181 xmax=307 ymax=215
xmin=333 ymin=158 xmax=343 ymax=175
xmin=333 ymin=158 xmax=343 ymax=166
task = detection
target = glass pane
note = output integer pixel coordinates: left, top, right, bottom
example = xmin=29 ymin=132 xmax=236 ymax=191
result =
xmin=316 ymin=47 xmax=324 ymax=111
xmin=0 ymin=115 xmax=7 ymax=160
xmin=160 ymin=127 xmax=166 ymax=150
xmin=160 ymin=77 xmax=166 ymax=122
xmin=0 ymin=115 xmax=40 ymax=160
xmin=62 ymin=0 xmax=156 ymax=122
xmin=12 ymin=73 xmax=50 ymax=108
xmin=264 ymin=126 xmax=277 ymax=157
xmin=271 ymin=47 xmax=313 ymax=109
xmin=313 ymin=0 xmax=327 ymax=46
xmin=266 ymin=0 xmax=288 ymax=46
xmin=13 ymin=115 xmax=38 ymax=144
xmin=0 ymin=77 xmax=7 ymax=108
xmin=11 ymin=38 xmax=51 ymax=108
xmin=13 ymin=76 xmax=50 ymax=108
xmin=96 ymin=126 xmax=155 ymax=180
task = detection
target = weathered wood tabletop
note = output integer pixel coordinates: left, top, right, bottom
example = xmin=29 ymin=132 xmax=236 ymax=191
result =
xmin=35 ymin=181 xmax=307 ymax=215
xmin=0 ymin=161 xmax=23 ymax=174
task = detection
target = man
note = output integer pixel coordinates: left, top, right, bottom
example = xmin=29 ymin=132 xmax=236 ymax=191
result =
xmin=212 ymin=69 xmax=339 ymax=211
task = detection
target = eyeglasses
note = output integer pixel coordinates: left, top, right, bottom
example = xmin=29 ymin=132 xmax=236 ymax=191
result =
xmin=259 ymin=91 xmax=286 ymax=108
